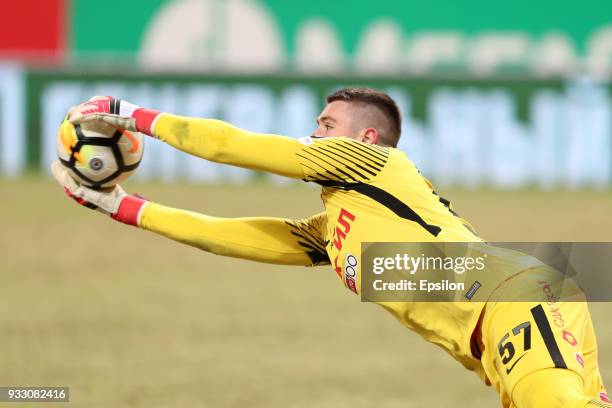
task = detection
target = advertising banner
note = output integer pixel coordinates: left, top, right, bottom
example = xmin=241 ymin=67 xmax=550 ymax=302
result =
xmin=18 ymin=70 xmax=611 ymax=188
xmin=70 ymin=0 xmax=612 ymax=76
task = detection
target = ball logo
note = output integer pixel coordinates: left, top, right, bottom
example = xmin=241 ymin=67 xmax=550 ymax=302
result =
xmin=89 ymin=157 xmax=104 ymax=171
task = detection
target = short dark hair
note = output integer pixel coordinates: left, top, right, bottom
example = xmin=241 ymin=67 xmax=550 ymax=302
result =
xmin=326 ymin=87 xmax=402 ymax=147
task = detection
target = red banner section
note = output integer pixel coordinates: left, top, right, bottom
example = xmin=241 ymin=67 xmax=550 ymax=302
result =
xmin=0 ymin=0 xmax=66 ymax=62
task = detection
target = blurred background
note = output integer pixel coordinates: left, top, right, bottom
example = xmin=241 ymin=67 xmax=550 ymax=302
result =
xmin=1 ymin=0 xmax=612 ymax=407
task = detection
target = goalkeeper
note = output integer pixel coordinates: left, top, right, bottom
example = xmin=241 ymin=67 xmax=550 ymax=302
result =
xmin=52 ymin=89 xmax=609 ymax=408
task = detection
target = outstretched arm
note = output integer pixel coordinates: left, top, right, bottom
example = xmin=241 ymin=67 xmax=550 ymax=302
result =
xmin=153 ymin=114 xmax=390 ymax=184
xmin=51 ymin=160 xmax=329 ymax=266
xmin=67 ymin=97 xmax=390 ymax=183
xmin=141 ymin=204 xmax=330 ymax=266
xmin=152 ymin=114 xmax=305 ymax=178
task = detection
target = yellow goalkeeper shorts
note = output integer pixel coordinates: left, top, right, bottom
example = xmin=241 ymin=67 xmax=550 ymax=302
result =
xmin=478 ymin=266 xmax=608 ymax=408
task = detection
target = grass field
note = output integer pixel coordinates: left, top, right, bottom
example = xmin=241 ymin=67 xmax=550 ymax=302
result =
xmin=1 ymin=177 xmax=612 ymax=408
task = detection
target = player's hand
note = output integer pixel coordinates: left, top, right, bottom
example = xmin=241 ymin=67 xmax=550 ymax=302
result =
xmin=67 ymin=96 xmax=161 ymax=136
xmin=50 ymin=161 xmax=149 ymax=227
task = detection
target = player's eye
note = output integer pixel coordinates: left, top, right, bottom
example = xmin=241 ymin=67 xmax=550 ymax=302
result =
xmin=324 ymin=124 xmax=332 ymax=130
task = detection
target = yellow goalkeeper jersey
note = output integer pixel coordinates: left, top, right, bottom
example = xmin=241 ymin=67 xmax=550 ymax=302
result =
xmin=138 ymin=114 xmax=522 ymax=379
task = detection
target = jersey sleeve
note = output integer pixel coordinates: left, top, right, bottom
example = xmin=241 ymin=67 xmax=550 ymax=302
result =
xmin=283 ymin=212 xmax=329 ymax=265
xmin=151 ymin=114 xmax=389 ymax=183
xmin=139 ymin=203 xmax=330 ymax=266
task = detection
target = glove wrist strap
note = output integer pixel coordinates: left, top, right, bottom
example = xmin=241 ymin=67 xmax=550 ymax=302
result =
xmin=111 ymin=195 xmax=148 ymax=226
xmin=132 ymin=108 xmax=161 ymax=135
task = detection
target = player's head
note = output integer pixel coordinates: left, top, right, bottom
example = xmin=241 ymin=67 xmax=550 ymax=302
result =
xmin=314 ymin=87 xmax=402 ymax=147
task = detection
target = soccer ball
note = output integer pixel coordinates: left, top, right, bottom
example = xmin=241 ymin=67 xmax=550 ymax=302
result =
xmin=56 ymin=118 xmax=144 ymax=189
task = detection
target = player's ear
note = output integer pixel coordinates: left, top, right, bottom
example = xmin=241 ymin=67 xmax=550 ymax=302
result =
xmin=359 ymin=128 xmax=379 ymax=145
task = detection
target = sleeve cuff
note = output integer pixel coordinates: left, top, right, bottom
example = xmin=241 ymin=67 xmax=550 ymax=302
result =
xmin=132 ymin=108 xmax=162 ymax=136
xmin=111 ymin=195 xmax=149 ymax=226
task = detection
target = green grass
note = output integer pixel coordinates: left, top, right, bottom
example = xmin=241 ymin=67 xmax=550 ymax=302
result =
xmin=1 ymin=178 xmax=611 ymax=407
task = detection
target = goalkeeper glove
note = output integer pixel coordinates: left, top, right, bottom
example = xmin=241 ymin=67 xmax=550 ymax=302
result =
xmin=50 ymin=161 xmax=148 ymax=227
xmin=67 ymin=96 xmax=162 ymax=136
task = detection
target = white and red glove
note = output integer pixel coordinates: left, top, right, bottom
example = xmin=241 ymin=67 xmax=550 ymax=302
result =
xmin=67 ymin=96 xmax=162 ymax=136
xmin=51 ymin=161 xmax=148 ymax=227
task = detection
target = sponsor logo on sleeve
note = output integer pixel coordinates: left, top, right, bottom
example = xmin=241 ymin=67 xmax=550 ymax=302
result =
xmin=344 ymin=253 xmax=358 ymax=294
xmin=297 ymin=136 xmax=314 ymax=145
xmin=329 ymin=208 xmax=359 ymax=294
xmin=297 ymin=135 xmax=329 ymax=145
xmin=331 ymin=208 xmax=356 ymax=279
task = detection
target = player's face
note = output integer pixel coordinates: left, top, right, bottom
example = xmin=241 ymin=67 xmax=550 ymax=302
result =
xmin=314 ymin=101 xmax=378 ymax=144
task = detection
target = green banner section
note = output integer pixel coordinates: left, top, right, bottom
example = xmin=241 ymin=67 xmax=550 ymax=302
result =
xmin=73 ymin=0 xmax=612 ymax=55
xmin=70 ymin=0 xmax=612 ymax=76
xmin=21 ymin=70 xmax=611 ymax=188
xmin=262 ymin=0 xmax=612 ymax=55
xmin=72 ymin=0 xmax=165 ymax=55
